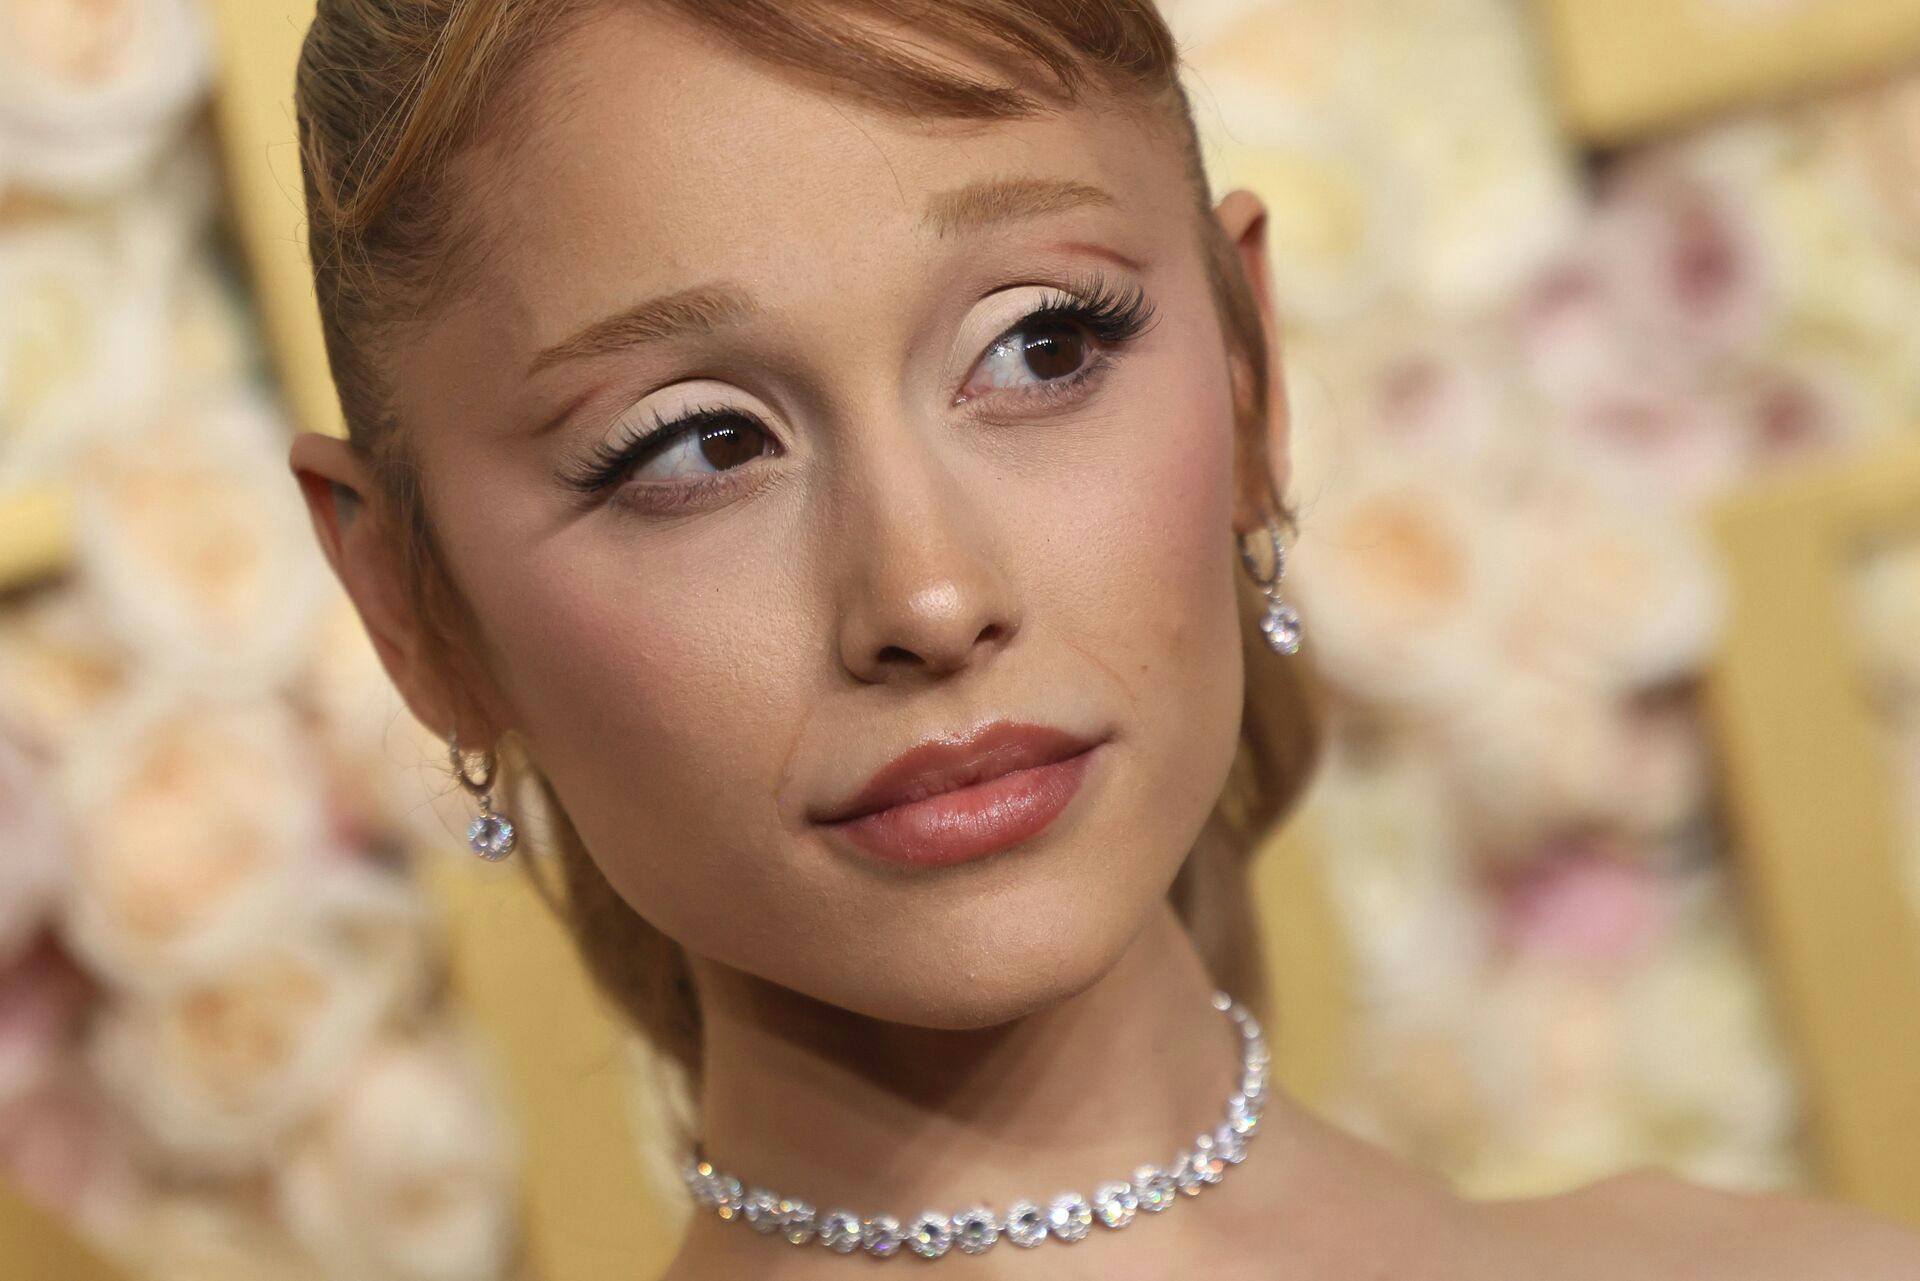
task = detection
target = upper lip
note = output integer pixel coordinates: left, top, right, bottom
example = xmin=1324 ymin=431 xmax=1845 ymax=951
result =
xmin=809 ymin=720 xmax=1103 ymax=824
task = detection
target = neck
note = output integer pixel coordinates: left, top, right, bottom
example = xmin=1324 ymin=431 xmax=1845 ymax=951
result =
xmin=688 ymin=900 xmax=1258 ymax=1214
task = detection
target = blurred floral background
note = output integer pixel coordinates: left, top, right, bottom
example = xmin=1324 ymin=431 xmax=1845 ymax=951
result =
xmin=1 ymin=0 xmax=1918 ymax=1277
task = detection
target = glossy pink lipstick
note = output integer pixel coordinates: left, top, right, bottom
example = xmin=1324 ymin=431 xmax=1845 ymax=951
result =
xmin=810 ymin=721 xmax=1105 ymax=868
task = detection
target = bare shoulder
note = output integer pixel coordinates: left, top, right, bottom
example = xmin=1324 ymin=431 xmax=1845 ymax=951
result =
xmin=1478 ymin=1165 xmax=1920 ymax=1281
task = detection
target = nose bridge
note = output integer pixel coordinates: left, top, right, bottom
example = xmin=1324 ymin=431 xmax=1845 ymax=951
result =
xmin=828 ymin=402 xmax=1018 ymax=683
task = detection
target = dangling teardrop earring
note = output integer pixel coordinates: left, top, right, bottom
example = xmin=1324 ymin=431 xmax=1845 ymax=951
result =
xmin=449 ymin=729 xmax=516 ymax=860
xmin=1239 ymin=516 xmax=1304 ymax=656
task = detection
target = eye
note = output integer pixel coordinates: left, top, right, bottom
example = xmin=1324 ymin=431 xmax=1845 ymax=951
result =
xmin=559 ymin=404 xmax=777 ymax=500
xmin=956 ymin=273 xmax=1157 ymax=406
xmin=965 ymin=318 xmax=1096 ymax=395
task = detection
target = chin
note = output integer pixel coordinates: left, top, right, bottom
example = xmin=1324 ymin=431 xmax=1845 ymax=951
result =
xmin=787 ymin=864 xmax=1172 ymax=1031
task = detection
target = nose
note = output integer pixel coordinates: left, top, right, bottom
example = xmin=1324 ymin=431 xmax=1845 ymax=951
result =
xmin=831 ymin=436 xmax=1020 ymax=685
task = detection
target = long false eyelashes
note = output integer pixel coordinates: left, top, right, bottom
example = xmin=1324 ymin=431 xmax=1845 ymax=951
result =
xmin=559 ymin=269 xmax=1159 ymax=498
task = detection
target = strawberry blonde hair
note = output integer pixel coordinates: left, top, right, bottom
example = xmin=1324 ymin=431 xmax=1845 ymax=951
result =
xmin=295 ymin=0 xmax=1320 ymax=1094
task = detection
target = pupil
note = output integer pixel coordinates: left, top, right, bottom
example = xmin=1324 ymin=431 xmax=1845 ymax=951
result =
xmin=1022 ymin=322 xmax=1084 ymax=380
xmin=698 ymin=420 xmax=762 ymax=470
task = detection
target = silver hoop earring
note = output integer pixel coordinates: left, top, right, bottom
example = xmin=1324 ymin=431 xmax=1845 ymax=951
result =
xmin=449 ymin=730 xmax=516 ymax=860
xmin=1239 ymin=517 xmax=1304 ymax=656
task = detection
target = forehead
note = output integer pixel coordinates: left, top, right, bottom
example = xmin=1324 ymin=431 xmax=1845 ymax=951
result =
xmin=446 ymin=5 xmax=1197 ymax=343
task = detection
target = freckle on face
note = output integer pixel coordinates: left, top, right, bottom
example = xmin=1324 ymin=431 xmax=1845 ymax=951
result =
xmin=395 ymin=7 xmax=1253 ymax=1027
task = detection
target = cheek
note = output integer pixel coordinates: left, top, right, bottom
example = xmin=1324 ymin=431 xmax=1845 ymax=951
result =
xmin=1032 ymin=350 xmax=1246 ymax=812
xmin=460 ymin=540 xmax=806 ymax=926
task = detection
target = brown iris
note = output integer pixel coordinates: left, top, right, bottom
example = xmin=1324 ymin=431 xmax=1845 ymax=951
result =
xmin=1018 ymin=320 xmax=1088 ymax=381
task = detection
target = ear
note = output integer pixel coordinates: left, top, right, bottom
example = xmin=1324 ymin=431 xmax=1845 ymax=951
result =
xmin=1211 ymin=187 xmax=1292 ymax=539
xmin=287 ymin=431 xmax=471 ymax=744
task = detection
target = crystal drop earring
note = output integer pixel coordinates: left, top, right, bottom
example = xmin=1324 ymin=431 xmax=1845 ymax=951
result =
xmin=449 ymin=729 xmax=516 ymax=860
xmin=1239 ymin=515 xmax=1304 ymax=656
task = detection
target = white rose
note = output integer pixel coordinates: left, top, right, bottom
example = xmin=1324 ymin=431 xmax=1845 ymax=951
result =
xmin=0 ymin=0 xmax=213 ymax=200
xmin=109 ymin=1191 xmax=328 ymax=1281
xmin=1306 ymin=738 xmax=1491 ymax=1016
xmin=0 ymin=215 xmax=167 ymax=492
xmin=1545 ymin=382 xmax=1754 ymax=508
xmin=1493 ymin=468 xmax=1725 ymax=694
xmin=1285 ymin=462 xmax=1508 ymax=714
xmin=1617 ymin=921 xmax=1802 ymax=1158
xmin=1434 ymin=670 xmax=1639 ymax=853
xmin=0 ymin=585 xmax=128 ymax=755
xmin=59 ymin=686 xmax=328 ymax=993
xmin=72 ymin=385 xmax=327 ymax=695
xmin=277 ymin=1031 xmax=519 ymax=1281
xmin=87 ymin=927 xmax=400 ymax=1176
xmin=1189 ymin=75 xmax=1409 ymax=327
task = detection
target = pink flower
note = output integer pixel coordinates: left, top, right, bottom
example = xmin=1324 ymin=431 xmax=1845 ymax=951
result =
xmin=1491 ymin=836 xmax=1673 ymax=974
xmin=0 ymin=722 xmax=69 ymax=965
xmin=0 ymin=935 xmax=92 ymax=1106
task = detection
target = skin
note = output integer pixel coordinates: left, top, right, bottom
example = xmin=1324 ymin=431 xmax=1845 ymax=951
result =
xmin=289 ymin=7 xmax=1920 ymax=1278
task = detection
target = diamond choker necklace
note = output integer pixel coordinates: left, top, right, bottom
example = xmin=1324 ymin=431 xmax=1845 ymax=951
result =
xmin=679 ymin=988 xmax=1269 ymax=1261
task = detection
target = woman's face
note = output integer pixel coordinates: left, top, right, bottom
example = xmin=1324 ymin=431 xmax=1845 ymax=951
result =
xmin=346 ymin=8 xmax=1283 ymax=1028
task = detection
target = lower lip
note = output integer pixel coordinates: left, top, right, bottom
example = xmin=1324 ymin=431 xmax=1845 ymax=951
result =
xmin=819 ymin=744 xmax=1103 ymax=868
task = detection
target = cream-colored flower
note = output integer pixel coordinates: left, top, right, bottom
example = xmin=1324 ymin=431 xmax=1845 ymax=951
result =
xmin=1305 ymin=738 xmax=1491 ymax=1015
xmin=60 ymin=686 xmax=328 ymax=992
xmin=1824 ymin=71 xmax=1920 ymax=250
xmin=0 ymin=0 xmax=213 ymax=199
xmin=1464 ymin=960 xmax=1643 ymax=1192
xmin=1286 ymin=462 xmax=1508 ymax=714
xmin=87 ymin=927 xmax=400 ymax=1176
xmin=1348 ymin=0 xmax=1582 ymax=311
xmin=1191 ymin=75 xmax=1409 ymax=327
xmin=1434 ymin=670 xmax=1642 ymax=853
xmin=1736 ymin=335 xmax=1908 ymax=466
xmin=73 ymin=386 xmax=327 ymax=694
xmin=109 ymin=1191 xmax=330 ymax=1281
xmin=0 ymin=585 xmax=128 ymax=754
xmin=277 ymin=1031 xmax=519 ymax=1281
xmin=1617 ymin=916 xmax=1802 ymax=1158
xmin=0 ymin=726 xmax=68 ymax=963
xmin=0 ymin=216 xmax=167 ymax=490
xmin=1493 ymin=468 xmax=1725 ymax=693
xmin=1546 ymin=383 xmax=1754 ymax=508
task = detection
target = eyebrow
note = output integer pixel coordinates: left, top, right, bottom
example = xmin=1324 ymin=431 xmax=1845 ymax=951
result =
xmin=526 ymin=176 xmax=1121 ymax=376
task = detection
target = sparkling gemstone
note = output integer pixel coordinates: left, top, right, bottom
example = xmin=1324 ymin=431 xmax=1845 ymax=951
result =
xmin=1132 ymin=1164 xmax=1177 ymax=1212
xmin=1213 ymin=1123 xmax=1248 ymax=1164
xmin=742 ymin=1188 xmax=780 ymax=1232
xmin=1047 ymin=1192 xmax=1093 ymax=1242
xmin=466 ymin=813 xmax=516 ymax=859
xmin=1260 ymin=602 xmax=1303 ymax=654
xmin=713 ymin=1175 xmax=744 ymax=1217
xmin=1210 ymin=989 xmax=1233 ymax=1012
xmin=1093 ymin=1181 xmax=1137 ymax=1228
xmin=1173 ymin=1153 xmax=1205 ymax=1196
xmin=1227 ymin=1092 xmax=1260 ymax=1136
xmin=777 ymin=1199 xmax=817 ymax=1245
xmin=1190 ymin=1134 xmax=1227 ymax=1184
xmin=905 ymin=1211 xmax=951 ymax=1258
xmin=952 ymin=1206 xmax=999 ymax=1254
xmin=1241 ymin=1064 xmax=1268 ymax=1101
xmin=819 ymin=1209 xmax=862 ymax=1253
xmin=861 ymin=1213 xmax=904 ymax=1257
xmin=1005 ymin=1200 xmax=1047 ymax=1247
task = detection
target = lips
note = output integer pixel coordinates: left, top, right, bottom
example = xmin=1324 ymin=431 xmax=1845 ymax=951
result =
xmin=809 ymin=721 xmax=1103 ymax=826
